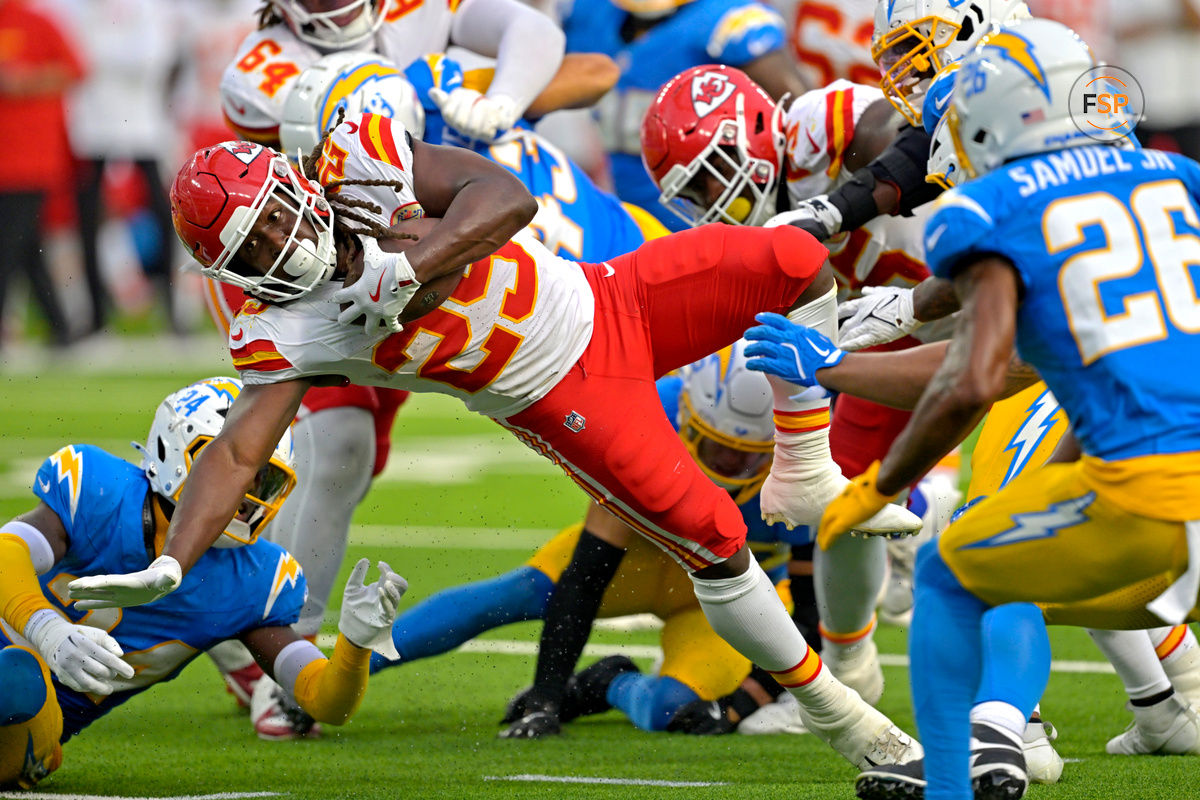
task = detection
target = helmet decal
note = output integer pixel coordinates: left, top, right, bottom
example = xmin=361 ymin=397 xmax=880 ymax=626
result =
xmin=691 ymin=71 xmax=738 ymax=119
xmin=979 ymin=30 xmax=1049 ymax=100
xmin=219 ymin=141 xmax=266 ymax=166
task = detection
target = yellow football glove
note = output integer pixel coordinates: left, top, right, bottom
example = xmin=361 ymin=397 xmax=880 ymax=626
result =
xmin=817 ymin=461 xmax=898 ymax=551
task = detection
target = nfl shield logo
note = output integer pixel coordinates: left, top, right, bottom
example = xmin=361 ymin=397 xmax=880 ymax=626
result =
xmin=564 ymin=412 xmax=586 ymax=433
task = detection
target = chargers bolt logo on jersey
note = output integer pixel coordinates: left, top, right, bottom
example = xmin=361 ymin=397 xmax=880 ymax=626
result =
xmin=691 ymin=72 xmax=736 ymax=119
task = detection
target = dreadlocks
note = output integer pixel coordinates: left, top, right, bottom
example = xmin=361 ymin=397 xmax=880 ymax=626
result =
xmin=300 ymin=109 xmax=418 ymax=244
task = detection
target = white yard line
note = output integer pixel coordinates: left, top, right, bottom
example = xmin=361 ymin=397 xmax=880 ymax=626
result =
xmin=484 ymin=775 xmax=727 ymax=787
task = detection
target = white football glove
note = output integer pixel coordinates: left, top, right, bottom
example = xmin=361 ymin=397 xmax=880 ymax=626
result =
xmin=24 ymin=609 xmax=135 ymax=695
xmin=338 ymin=558 xmax=408 ymax=660
xmin=765 ymin=195 xmax=843 ymax=241
xmin=428 ymin=87 xmax=520 ymax=143
xmin=331 ymin=237 xmax=420 ymax=335
xmin=67 ymin=555 xmax=182 ymax=610
xmin=837 ymin=285 xmax=923 ymax=351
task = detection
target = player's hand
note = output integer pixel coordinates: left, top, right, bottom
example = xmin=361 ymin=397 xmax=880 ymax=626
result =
xmin=338 ymin=558 xmax=407 ymax=659
xmin=817 ymin=462 xmax=896 ymax=551
xmin=67 ymin=555 xmax=182 ymax=610
xmin=666 ymin=699 xmax=738 ymax=735
xmin=744 ymin=312 xmax=845 ymax=394
xmin=837 ymin=285 xmax=921 ymax=351
xmin=332 ymin=238 xmax=419 ymax=335
xmin=429 ymin=87 xmax=520 ymax=142
xmin=23 ymin=610 xmax=135 ymax=695
xmin=764 ymin=195 xmax=843 ymax=241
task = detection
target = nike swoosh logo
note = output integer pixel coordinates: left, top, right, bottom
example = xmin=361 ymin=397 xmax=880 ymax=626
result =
xmin=37 ymin=477 xmax=51 ymax=493
xmin=369 ymin=271 xmax=387 ymax=302
xmin=927 ymin=223 xmax=948 ymax=251
xmin=809 ymin=342 xmax=833 ymax=357
xmin=602 ymin=263 xmax=615 ymax=278
xmin=231 ymin=329 xmax=244 ymax=342
xmin=935 ymin=92 xmax=951 ymax=112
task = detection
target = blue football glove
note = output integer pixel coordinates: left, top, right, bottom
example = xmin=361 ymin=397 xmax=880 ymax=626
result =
xmin=744 ymin=312 xmax=846 ymax=389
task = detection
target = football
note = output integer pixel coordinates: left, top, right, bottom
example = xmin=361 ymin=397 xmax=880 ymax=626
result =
xmin=343 ymin=216 xmax=467 ymax=325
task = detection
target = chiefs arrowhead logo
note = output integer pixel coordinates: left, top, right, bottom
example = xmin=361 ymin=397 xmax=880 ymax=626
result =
xmin=219 ymin=141 xmax=264 ymax=166
xmin=691 ymin=72 xmax=736 ymax=119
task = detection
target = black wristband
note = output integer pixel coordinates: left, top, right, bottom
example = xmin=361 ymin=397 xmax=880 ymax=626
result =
xmin=826 ymin=167 xmax=880 ymax=234
xmin=868 ymin=125 xmax=943 ymax=215
xmin=530 ymin=528 xmax=625 ymax=704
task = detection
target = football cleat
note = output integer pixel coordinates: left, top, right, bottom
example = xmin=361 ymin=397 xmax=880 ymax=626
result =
xmin=1163 ymin=641 xmax=1200 ymax=708
xmin=498 ymin=711 xmax=562 ymax=739
xmin=737 ymin=692 xmax=808 ymax=736
xmin=824 ymin=638 xmax=885 ymax=707
xmin=761 ymin=467 xmax=924 ymax=534
xmin=970 ymin=721 xmax=1028 ymax=800
xmin=250 ymin=676 xmax=320 ymax=741
xmin=1106 ymin=695 xmax=1200 ymax=755
xmin=667 ymin=699 xmax=739 ymax=735
xmin=855 ymin=758 xmax=926 ymax=800
xmin=222 ymin=662 xmax=265 ymax=710
xmin=796 ymin=671 xmax=922 ymax=769
xmin=561 ymin=655 xmax=639 ymax=722
xmin=1022 ymin=717 xmax=1064 ymax=784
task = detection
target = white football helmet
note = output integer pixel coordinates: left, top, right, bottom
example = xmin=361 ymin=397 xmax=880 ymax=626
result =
xmin=677 ymin=339 xmax=775 ymax=503
xmin=872 ymin=0 xmax=1031 ymax=126
xmin=926 ymin=111 xmax=961 ymax=189
xmin=136 ymin=377 xmax=296 ymax=548
xmin=272 ymin=0 xmax=384 ymax=51
xmin=281 ymin=51 xmax=426 ymax=157
xmin=947 ymin=19 xmax=1098 ymax=182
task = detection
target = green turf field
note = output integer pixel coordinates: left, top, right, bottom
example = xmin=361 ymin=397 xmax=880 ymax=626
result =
xmin=0 ymin=344 xmax=1193 ymax=799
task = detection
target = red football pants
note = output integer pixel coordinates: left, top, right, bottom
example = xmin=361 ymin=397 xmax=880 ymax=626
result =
xmin=499 ymin=224 xmax=826 ymax=569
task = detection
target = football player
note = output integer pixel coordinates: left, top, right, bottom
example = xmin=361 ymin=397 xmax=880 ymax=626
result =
xmin=370 ymin=340 xmax=812 ymax=736
xmin=560 ymin=0 xmax=808 ymax=231
xmin=0 ymin=377 xmax=406 ymax=789
xmin=811 ymin=18 xmax=1200 ymax=799
xmin=72 ymin=110 xmax=927 ymax=772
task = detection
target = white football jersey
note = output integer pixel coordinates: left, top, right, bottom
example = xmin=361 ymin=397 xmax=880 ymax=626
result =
xmin=230 ymin=113 xmax=595 ymax=419
xmin=781 ymin=80 xmax=930 ymax=301
xmin=221 ymin=25 xmax=331 ymax=144
xmin=374 ymin=0 xmax=460 ymax=69
xmin=775 ymin=0 xmax=879 ymax=89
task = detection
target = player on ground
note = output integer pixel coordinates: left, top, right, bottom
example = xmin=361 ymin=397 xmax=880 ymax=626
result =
xmin=812 ymin=18 xmax=1200 ymax=799
xmin=72 ymin=110 xmax=924 ymax=770
xmin=0 ymin=377 xmax=406 ymax=788
xmin=371 ymin=341 xmax=810 ymax=736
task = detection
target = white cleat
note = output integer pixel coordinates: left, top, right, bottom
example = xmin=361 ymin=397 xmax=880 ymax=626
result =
xmin=761 ymin=471 xmax=923 ymax=534
xmin=795 ymin=672 xmax=922 ymax=769
xmin=1106 ymin=695 xmax=1200 ymax=755
xmin=824 ymin=638 xmax=885 ymax=706
xmin=1023 ymin=718 xmax=1064 ymax=784
xmin=738 ymin=692 xmax=809 ymax=735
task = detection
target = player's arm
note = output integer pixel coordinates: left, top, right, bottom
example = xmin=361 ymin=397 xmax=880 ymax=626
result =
xmin=68 ymin=381 xmax=311 ymax=607
xmin=404 ymin=137 xmax=538 ymax=283
xmin=524 ymin=53 xmax=620 ymax=117
xmin=740 ymin=49 xmax=807 ymax=102
xmin=240 ymin=559 xmax=407 ymax=725
xmin=836 ymin=274 xmax=960 ymax=351
xmin=501 ymin=504 xmax=630 ymax=738
xmin=1 ymin=506 xmax=134 ymax=693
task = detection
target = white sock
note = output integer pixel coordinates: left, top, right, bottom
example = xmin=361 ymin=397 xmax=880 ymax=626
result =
xmin=207 ymin=638 xmax=255 ymax=673
xmin=971 ymin=700 xmax=1027 ymax=740
xmin=1088 ymin=628 xmax=1172 ymax=701
xmin=815 ymin=532 xmax=886 ymax=640
xmin=690 ymin=558 xmax=810 ymax=673
xmin=1151 ymin=625 xmax=1198 ymax=669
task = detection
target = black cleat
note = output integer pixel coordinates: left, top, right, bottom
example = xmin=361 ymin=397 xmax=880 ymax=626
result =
xmin=561 ymin=655 xmax=639 ymax=722
xmin=499 ymin=711 xmax=563 ymax=739
xmin=970 ymin=722 xmax=1028 ymax=800
xmin=856 ymin=757 xmax=926 ymax=800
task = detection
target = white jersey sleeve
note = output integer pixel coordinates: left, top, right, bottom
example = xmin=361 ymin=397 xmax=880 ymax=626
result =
xmin=781 ymin=79 xmax=884 ymax=201
xmin=220 ymin=26 xmax=320 ymax=144
xmin=318 ymin=112 xmax=422 ymax=225
xmin=375 ymin=1 xmax=458 ymax=70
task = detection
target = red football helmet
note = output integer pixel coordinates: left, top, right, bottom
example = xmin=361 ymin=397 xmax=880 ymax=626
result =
xmin=273 ymin=0 xmax=385 ymax=50
xmin=170 ymin=141 xmax=336 ymax=302
xmin=641 ymin=65 xmax=785 ymax=228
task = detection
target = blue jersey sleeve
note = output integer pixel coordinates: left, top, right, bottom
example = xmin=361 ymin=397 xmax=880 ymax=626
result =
xmin=657 ymin=374 xmax=684 ymax=432
xmin=32 ymin=445 xmax=133 ymax=564
xmin=924 ymin=186 xmax=1004 ymax=280
xmin=1166 ymin=151 xmax=1200 ymax=208
xmin=705 ymin=2 xmax=786 ymax=64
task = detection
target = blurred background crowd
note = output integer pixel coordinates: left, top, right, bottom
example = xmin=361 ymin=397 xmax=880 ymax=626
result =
xmin=2 ymin=0 xmax=1198 ymax=355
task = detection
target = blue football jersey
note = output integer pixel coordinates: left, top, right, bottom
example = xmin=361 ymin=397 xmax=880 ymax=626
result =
xmin=0 ymin=445 xmax=307 ymax=741
xmin=924 ymin=145 xmax=1200 ymax=461
xmin=564 ymin=0 xmax=787 ymax=230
